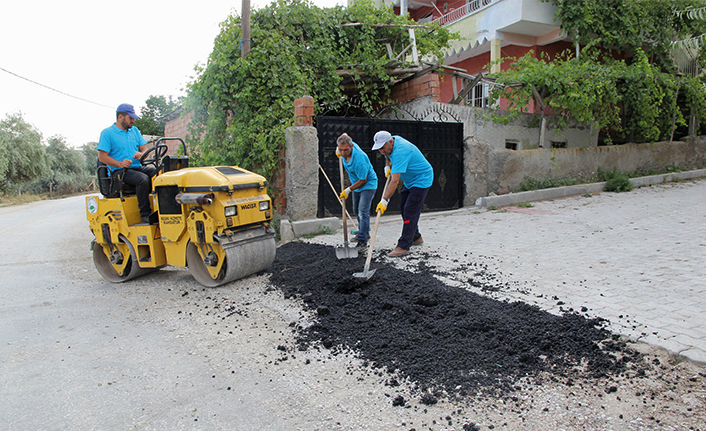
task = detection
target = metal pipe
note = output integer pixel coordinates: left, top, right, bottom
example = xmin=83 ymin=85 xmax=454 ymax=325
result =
xmin=175 ymin=193 xmax=214 ymax=205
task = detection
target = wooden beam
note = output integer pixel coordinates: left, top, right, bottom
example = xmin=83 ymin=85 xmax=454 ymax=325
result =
xmin=450 ymin=73 xmax=483 ymax=104
xmin=341 ymin=22 xmax=436 ymax=29
xmin=385 ymin=43 xmax=394 ymax=60
xmin=531 ymin=84 xmax=545 ymax=110
xmin=434 ymin=69 xmax=476 ymax=80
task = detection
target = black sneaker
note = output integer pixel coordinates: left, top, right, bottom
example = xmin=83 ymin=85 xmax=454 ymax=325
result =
xmin=355 ymin=241 xmax=368 ymax=252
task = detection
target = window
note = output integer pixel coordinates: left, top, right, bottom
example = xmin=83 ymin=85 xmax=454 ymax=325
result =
xmin=506 ymin=140 xmax=519 ymax=150
xmin=471 ymin=81 xmax=489 ymax=108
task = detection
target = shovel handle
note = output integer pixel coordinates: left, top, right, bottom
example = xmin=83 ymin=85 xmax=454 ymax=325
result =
xmin=362 ymin=174 xmax=392 ymax=273
xmin=339 ymin=157 xmax=350 ymax=245
xmin=319 ymin=164 xmax=358 ymax=229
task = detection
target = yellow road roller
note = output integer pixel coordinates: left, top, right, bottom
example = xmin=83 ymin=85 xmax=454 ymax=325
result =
xmin=85 ymin=138 xmax=276 ymax=287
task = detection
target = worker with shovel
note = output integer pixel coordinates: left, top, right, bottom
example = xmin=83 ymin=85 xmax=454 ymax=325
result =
xmin=372 ymin=130 xmax=434 ymax=257
xmin=337 ymin=133 xmax=378 ymax=251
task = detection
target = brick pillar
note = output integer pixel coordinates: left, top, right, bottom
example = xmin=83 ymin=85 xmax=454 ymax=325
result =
xmin=294 ymin=96 xmax=315 ymax=126
xmin=390 ymin=73 xmax=440 ymax=104
xmin=273 ymin=96 xmax=317 ymax=216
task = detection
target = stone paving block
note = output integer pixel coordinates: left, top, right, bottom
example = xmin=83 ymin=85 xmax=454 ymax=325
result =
xmin=679 ymin=348 xmax=706 ymax=363
xmin=673 ymin=334 xmax=704 ymax=350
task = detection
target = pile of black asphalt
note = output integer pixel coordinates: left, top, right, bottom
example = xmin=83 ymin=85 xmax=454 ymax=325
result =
xmin=267 ymin=242 xmax=645 ymax=400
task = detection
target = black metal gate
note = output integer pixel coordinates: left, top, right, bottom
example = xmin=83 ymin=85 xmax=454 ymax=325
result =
xmin=317 ymin=116 xmax=464 ymax=218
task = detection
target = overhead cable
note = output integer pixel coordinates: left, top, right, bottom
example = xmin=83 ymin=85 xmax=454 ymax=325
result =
xmin=0 ymin=65 xmax=113 ymax=109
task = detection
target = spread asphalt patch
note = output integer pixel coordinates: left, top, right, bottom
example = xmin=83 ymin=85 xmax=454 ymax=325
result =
xmin=267 ymin=242 xmax=646 ymax=400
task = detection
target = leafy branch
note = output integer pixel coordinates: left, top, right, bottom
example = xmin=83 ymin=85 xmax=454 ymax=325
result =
xmin=185 ymin=0 xmax=453 ymax=185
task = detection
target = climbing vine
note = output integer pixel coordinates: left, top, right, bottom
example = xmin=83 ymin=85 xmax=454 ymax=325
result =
xmin=185 ymin=0 xmax=453 ymax=182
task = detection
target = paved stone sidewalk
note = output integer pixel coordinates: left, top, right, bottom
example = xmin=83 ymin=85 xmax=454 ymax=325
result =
xmin=318 ymin=178 xmax=706 ymax=363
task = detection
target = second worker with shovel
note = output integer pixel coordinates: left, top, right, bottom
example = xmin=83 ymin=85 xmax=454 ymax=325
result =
xmin=372 ymin=130 xmax=434 ymax=257
xmin=337 ymin=133 xmax=378 ymax=251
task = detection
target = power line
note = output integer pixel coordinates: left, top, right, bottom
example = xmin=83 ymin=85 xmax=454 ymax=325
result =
xmin=0 ymin=65 xmax=113 ymax=109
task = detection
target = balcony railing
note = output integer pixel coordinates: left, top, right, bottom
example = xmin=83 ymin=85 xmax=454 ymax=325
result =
xmin=434 ymin=0 xmax=497 ymax=26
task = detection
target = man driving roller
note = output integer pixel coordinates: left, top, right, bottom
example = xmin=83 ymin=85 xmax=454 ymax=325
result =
xmin=97 ymin=103 xmax=155 ymax=224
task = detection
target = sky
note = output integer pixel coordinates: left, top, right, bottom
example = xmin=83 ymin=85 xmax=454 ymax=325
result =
xmin=0 ymin=0 xmax=344 ymax=148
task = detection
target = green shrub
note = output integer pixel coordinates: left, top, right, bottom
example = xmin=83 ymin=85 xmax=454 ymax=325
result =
xmin=604 ymin=174 xmax=634 ymax=192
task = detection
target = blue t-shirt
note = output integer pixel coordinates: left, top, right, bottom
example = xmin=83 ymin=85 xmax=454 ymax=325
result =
xmin=342 ymin=142 xmax=378 ymax=192
xmin=387 ymin=135 xmax=434 ymax=189
xmin=97 ymin=124 xmax=147 ymax=171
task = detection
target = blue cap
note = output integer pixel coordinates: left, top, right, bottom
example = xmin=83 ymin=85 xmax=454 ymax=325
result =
xmin=116 ymin=103 xmax=140 ymax=119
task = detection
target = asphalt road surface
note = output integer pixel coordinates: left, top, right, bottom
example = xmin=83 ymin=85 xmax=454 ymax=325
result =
xmin=3 ymin=189 xmax=705 ymax=431
xmin=1 ymin=195 xmax=461 ymax=431
xmin=0 ymin=196 xmax=317 ymax=430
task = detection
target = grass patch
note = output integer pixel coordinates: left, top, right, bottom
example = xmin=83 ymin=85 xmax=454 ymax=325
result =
xmin=516 ymin=202 xmax=534 ymax=208
xmin=302 ymin=225 xmax=335 ymax=239
xmin=520 ymin=176 xmax=582 ymax=191
xmin=0 ymin=193 xmax=45 ymax=207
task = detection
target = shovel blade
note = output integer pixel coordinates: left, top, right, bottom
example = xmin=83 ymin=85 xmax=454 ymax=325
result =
xmin=335 ymin=246 xmax=358 ymax=259
xmin=352 ymin=268 xmax=376 ymax=280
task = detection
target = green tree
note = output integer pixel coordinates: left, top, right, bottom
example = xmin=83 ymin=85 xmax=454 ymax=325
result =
xmin=543 ymin=0 xmax=706 ymax=73
xmin=488 ymin=50 xmax=697 ymax=144
xmin=80 ymin=141 xmax=99 ymax=175
xmin=488 ymin=51 xmax=623 ymax=139
xmin=0 ymin=112 xmax=49 ymax=193
xmin=186 ymin=0 xmax=453 ymax=181
xmin=491 ymin=0 xmax=706 ymax=143
xmin=28 ymin=136 xmax=91 ymax=195
xmin=134 ymin=95 xmax=180 ymax=136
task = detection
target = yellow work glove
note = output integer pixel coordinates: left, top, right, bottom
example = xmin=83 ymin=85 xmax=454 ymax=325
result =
xmin=376 ymin=198 xmax=389 ymax=215
xmin=384 ymin=166 xmax=391 ymax=178
xmin=339 ymin=187 xmax=351 ymax=200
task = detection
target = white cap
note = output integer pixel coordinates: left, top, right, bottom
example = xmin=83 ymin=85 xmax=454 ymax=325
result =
xmin=372 ymin=130 xmax=392 ymax=150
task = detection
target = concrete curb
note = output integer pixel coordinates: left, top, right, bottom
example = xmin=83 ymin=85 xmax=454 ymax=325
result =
xmin=279 ymin=217 xmax=341 ymax=244
xmin=475 ymin=168 xmax=706 ymax=208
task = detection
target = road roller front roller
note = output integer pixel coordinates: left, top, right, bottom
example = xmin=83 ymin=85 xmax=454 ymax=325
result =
xmin=86 ymin=137 xmax=276 ymax=287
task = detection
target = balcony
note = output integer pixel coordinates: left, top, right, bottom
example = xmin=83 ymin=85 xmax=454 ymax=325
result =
xmin=418 ymin=0 xmax=564 ymax=63
xmin=434 ymin=0 xmax=497 ymax=26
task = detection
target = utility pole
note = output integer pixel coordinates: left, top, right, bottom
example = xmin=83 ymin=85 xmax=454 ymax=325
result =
xmin=241 ymin=0 xmax=251 ymax=57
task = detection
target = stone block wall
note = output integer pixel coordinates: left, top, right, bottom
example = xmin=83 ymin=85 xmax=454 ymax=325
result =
xmin=470 ymin=136 xmax=706 ymax=200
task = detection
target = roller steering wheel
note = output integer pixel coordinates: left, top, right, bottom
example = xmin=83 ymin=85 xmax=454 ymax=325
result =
xmin=140 ymin=143 xmax=169 ymax=170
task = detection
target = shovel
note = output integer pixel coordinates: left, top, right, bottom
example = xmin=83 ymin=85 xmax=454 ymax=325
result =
xmin=353 ymin=174 xmax=392 ymax=279
xmin=335 ymin=156 xmax=358 ymax=259
xmin=319 ymin=164 xmax=358 ymax=230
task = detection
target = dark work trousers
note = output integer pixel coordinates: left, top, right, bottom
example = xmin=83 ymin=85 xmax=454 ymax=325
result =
xmin=122 ymin=166 xmax=156 ymax=217
xmin=397 ymin=186 xmax=429 ymax=250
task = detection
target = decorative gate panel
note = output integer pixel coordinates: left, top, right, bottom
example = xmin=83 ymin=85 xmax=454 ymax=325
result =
xmin=317 ymin=116 xmax=463 ymax=218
